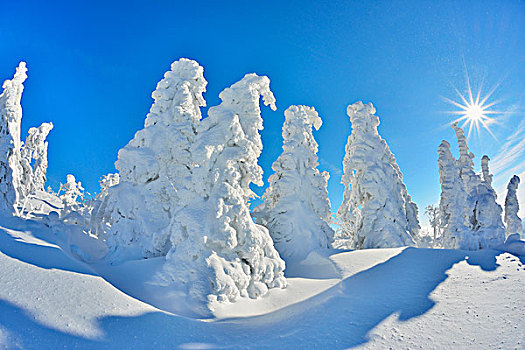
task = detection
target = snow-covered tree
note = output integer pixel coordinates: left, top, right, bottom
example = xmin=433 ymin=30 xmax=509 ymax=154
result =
xmin=504 ymin=175 xmax=522 ymax=237
xmin=451 ymin=122 xmax=480 ymax=195
xmin=471 ymin=155 xmax=505 ymax=249
xmin=0 ymin=62 xmax=26 ymax=215
xmin=20 ymin=122 xmax=54 ymax=195
xmin=445 ymin=124 xmax=505 ymax=250
xmin=0 ymin=62 xmax=55 ymax=216
xmin=98 ymin=173 xmax=119 ymax=196
xmin=424 ymin=204 xmax=440 ymax=247
xmin=59 ymin=174 xmax=85 ymax=207
xmin=438 ymin=140 xmax=476 ymax=250
xmin=162 ymin=74 xmax=286 ymax=305
xmin=335 ymin=101 xmax=418 ymax=249
xmin=97 ymin=58 xmax=207 ymax=260
xmin=253 ymin=105 xmax=334 ymax=262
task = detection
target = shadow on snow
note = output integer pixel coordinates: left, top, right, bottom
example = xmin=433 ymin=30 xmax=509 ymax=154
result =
xmin=0 ymin=241 xmax=507 ymax=349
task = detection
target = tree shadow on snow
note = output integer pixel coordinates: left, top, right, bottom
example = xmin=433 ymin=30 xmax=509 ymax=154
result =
xmin=0 ymin=247 xmax=507 ymax=349
xmin=213 ymin=247 xmax=504 ymax=348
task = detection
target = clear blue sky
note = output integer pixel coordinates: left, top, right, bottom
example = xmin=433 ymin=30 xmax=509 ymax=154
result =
xmin=1 ymin=0 xmax=524 ymax=221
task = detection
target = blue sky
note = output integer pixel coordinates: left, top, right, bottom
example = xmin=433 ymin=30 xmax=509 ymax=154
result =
xmin=1 ymin=0 xmax=524 ymax=221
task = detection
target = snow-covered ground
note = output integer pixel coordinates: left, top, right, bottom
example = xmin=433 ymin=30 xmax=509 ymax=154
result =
xmin=0 ymin=217 xmax=523 ymax=349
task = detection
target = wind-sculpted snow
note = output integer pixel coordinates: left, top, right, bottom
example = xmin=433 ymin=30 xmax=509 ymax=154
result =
xmin=335 ymin=101 xmax=418 ymax=249
xmin=161 ymin=73 xmax=286 ymax=306
xmin=254 ymin=105 xmax=334 ymax=262
xmin=505 ymin=175 xmax=522 ymax=237
xmin=94 ymin=58 xmax=207 ymax=260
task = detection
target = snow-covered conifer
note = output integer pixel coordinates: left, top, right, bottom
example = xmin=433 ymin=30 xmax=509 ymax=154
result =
xmin=162 ymin=74 xmax=286 ymax=304
xmin=335 ymin=101 xmax=418 ymax=249
xmin=98 ymin=58 xmax=207 ymax=260
xmin=88 ymin=173 xmax=119 ymax=240
xmin=0 ymin=62 xmax=26 ymax=215
xmin=20 ymin=122 xmax=54 ymax=195
xmin=438 ymin=140 xmax=476 ymax=249
xmin=504 ymin=175 xmax=522 ymax=237
xmin=480 ymin=155 xmax=492 ymax=185
xmin=59 ymin=174 xmax=84 ymax=207
xmin=98 ymin=173 xmax=119 ymax=195
xmin=253 ymin=105 xmax=334 ymax=262
xmin=471 ymin=155 xmax=505 ymax=249
xmin=451 ymin=122 xmax=480 ymax=195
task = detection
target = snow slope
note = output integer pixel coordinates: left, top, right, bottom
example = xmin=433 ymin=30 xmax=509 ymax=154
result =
xmin=0 ymin=217 xmax=524 ymax=349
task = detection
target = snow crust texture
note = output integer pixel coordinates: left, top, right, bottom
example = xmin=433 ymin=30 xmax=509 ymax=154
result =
xmin=254 ymin=105 xmax=334 ymax=262
xmin=336 ymin=101 xmax=418 ymax=249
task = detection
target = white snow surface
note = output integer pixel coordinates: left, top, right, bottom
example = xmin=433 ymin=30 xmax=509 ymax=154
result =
xmin=1 ymin=216 xmax=523 ymax=349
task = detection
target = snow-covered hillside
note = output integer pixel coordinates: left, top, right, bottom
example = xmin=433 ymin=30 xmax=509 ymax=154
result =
xmin=1 ymin=217 xmax=523 ymax=349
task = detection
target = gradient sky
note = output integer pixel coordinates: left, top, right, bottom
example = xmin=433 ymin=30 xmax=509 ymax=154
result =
xmin=1 ymin=0 xmax=524 ymax=223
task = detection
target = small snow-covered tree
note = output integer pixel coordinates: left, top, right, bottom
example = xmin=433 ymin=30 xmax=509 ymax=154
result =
xmin=89 ymin=173 xmax=119 ymax=236
xmin=59 ymin=174 xmax=84 ymax=206
xmin=253 ymin=105 xmax=334 ymax=262
xmin=471 ymin=155 xmax=505 ymax=249
xmin=424 ymin=204 xmax=440 ymax=247
xmin=504 ymin=175 xmax=522 ymax=237
xmin=20 ymin=122 xmax=54 ymax=195
xmin=97 ymin=58 xmax=207 ymax=260
xmin=335 ymin=101 xmax=418 ymax=249
xmin=162 ymin=74 xmax=286 ymax=305
xmin=438 ymin=140 xmax=476 ymax=249
xmin=0 ymin=62 xmax=26 ymax=215
xmin=98 ymin=173 xmax=119 ymax=196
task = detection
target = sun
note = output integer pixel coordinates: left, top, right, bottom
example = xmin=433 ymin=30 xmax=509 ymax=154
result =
xmin=442 ymin=71 xmax=503 ymax=140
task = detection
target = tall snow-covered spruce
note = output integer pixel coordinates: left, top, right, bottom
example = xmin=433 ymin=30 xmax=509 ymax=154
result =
xmin=437 ymin=140 xmax=475 ymax=249
xmin=504 ymin=175 xmax=522 ymax=237
xmin=472 ymin=155 xmax=505 ymax=248
xmin=0 ymin=62 xmax=27 ymax=215
xmin=95 ymin=58 xmax=207 ymax=260
xmin=253 ymin=105 xmax=334 ymax=262
xmin=20 ymin=122 xmax=54 ymax=197
xmin=161 ymin=74 xmax=286 ymax=305
xmin=335 ymin=101 xmax=418 ymax=249
xmin=440 ymin=124 xmax=506 ymax=250
xmin=0 ymin=62 xmax=54 ymax=216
